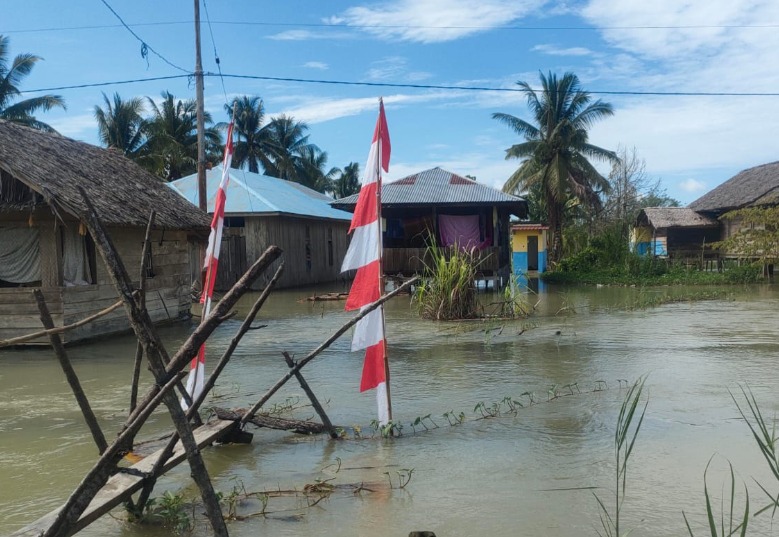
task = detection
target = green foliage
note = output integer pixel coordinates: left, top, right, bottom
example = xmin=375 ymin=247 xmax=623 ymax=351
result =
xmin=723 ymin=263 xmax=762 ymax=284
xmin=594 ymin=377 xmax=648 ymax=537
xmin=712 ymin=207 xmax=779 ymax=265
xmin=414 ymin=242 xmax=480 ymax=320
xmin=493 ymin=71 xmax=619 ymax=264
xmin=0 ymin=35 xmax=66 ymax=132
xmin=683 ymin=458 xmax=749 ymax=537
xmin=150 ymin=491 xmax=192 ymax=535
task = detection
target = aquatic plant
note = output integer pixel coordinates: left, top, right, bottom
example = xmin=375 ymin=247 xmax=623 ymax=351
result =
xmin=414 ymin=242 xmax=481 ymax=320
xmin=384 ymin=468 xmax=415 ymax=489
xmin=683 ymin=458 xmax=749 ymax=537
xmin=594 ymin=376 xmax=647 ymax=537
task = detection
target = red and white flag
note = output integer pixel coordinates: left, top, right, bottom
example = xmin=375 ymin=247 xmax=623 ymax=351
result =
xmin=182 ymin=122 xmax=234 ymax=411
xmin=341 ymin=99 xmax=391 ymax=425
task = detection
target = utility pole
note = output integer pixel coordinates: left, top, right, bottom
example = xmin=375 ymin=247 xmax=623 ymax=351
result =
xmin=194 ymin=0 xmax=206 ymax=211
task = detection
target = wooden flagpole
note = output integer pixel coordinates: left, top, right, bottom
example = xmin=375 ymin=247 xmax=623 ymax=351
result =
xmin=376 ymin=97 xmax=393 ymax=423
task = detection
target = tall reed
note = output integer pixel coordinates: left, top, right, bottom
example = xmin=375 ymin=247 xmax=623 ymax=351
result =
xmin=414 ymin=242 xmax=481 ymax=320
xmin=595 ymin=377 xmax=648 ymax=537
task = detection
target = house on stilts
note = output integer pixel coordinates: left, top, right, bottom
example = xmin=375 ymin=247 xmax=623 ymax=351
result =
xmin=331 ymin=167 xmax=527 ymax=286
xmin=0 ymin=120 xmax=210 ymax=345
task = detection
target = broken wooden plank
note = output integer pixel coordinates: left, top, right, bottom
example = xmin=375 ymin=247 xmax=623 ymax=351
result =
xmin=10 ymin=419 xmax=237 ymax=537
xmin=214 ymin=407 xmax=338 ymax=435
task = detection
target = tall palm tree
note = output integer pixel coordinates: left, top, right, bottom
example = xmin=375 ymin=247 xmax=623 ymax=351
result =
xmin=295 ymin=145 xmax=339 ymax=193
xmin=144 ymin=91 xmax=221 ymax=181
xmin=264 ymin=114 xmax=311 ymax=181
xmin=221 ymin=95 xmax=274 ymax=174
xmin=493 ymin=71 xmax=619 ymax=264
xmin=332 ymin=162 xmax=360 ymax=199
xmin=94 ymin=92 xmax=146 ymax=157
xmin=0 ymin=35 xmax=65 ymax=131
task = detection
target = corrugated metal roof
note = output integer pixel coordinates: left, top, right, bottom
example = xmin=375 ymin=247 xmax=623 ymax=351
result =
xmin=169 ymin=167 xmax=352 ymax=222
xmin=332 ymin=167 xmax=527 ymax=212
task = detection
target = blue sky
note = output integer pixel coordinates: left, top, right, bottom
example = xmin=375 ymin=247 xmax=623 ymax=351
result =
xmin=4 ymin=0 xmax=779 ymax=205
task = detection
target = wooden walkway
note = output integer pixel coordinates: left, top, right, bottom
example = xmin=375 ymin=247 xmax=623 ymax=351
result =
xmin=10 ymin=419 xmax=237 ymax=537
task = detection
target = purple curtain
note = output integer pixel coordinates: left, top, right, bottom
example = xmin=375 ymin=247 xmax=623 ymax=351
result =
xmin=438 ymin=214 xmax=490 ymax=250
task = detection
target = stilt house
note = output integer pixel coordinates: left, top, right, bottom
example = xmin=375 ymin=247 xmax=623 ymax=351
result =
xmin=169 ymin=167 xmax=353 ymax=290
xmin=632 ymin=207 xmax=719 ymax=258
xmin=332 ymin=167 xmax=527 ymax=282
xmin=0 ymin=120 xmax=210 ymax=345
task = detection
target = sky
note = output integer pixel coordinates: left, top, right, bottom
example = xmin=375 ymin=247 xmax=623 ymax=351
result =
xmin=3 ymin=0 xmax=779 ymax=206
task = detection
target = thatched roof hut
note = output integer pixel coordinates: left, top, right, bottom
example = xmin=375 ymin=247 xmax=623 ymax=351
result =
xmin=689 ymin=161 xmax=779 ymax=215
xmin=635 ymin=207 xmax=718 ymax=230
xmin=0 ymin=119 xmax=209 ymax=231
xmin=0 ymin=120 xmax=210 ymax=345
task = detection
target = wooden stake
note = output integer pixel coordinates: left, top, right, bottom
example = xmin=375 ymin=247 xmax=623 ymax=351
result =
xmin=74 ymin=188 xmax=228 ymax=537
xmin=134 ymin=262 xmax=285 ymax=511
xmin=241 ymin=277 xmax=417 ymax=426
xmin=283 ymin=351 xmax=338 ymax=438
xmin=33 ymin=289 xmax=108 ymax=455
xmin=130 ymin=210 xmax=155 ymax=414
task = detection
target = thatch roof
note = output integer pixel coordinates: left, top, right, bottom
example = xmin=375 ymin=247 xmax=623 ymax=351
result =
xmin=331 ymin=167 xmax=527 ymax=217
xmin=689 ymin=161 xmax=779 ymax=213
xmin=0 ymin=120 xmax=210 ymax=231
xmin=636 ymin=207 xmax=718 ymax=229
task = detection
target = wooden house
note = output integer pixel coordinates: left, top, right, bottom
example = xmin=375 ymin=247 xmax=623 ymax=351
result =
xmin=169 ymin=167 xmax=353 ymax=290
xmin=332 ymin=167 xmax=527 ymax=281
xmin=0 ymin=120 xmax=210 ymax=345
xmin=689 ymin=161 xmax=779 ymax=242
xmin=632 ymin=207 xmax=719 ymax=259
xmin=511 ymin=224 xmax=549 ymax=275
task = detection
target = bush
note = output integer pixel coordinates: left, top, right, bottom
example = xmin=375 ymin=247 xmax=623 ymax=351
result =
xmin=724 ymin=263 xmax=762 ymax=283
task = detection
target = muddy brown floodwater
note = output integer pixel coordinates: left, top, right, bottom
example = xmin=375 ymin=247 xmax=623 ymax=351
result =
xmin=1 ymin=283 xmax=778 ymax=536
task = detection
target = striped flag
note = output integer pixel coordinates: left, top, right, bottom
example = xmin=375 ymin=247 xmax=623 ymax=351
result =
xmin=181 ymin=122 xmax=234 ymax=411
xmin=341 ymin=99 xmax=391 ymax=425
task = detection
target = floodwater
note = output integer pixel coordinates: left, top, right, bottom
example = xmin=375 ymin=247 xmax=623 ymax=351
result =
xmin=1 ymin=282 xmax=778 ymax=537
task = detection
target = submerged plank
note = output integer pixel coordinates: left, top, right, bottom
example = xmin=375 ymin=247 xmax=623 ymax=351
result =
xmin=10 ymin=419 xmax=237 ymax=537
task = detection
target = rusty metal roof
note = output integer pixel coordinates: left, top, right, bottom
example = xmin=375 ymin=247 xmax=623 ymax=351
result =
xmin=332 ymin=167 xmax=526 ymax=215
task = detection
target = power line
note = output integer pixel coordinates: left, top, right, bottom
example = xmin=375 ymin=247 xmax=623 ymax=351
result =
xmin=201 ymin=0 xmax=229 ymax=105
xmin=215 ymin=73 xmax=779 ymax=97
xmin=4 ymin=20 xmax=779 ymax=34
xmin=18 ymin=72 xmax=779 ymax=97
xmin=98 ymin=0 xmax=190 ymax=74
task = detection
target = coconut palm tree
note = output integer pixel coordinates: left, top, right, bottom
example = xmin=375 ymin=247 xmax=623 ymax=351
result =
xmin=332 ymin=162 xmax=360 ymax=199
xmin=493 ymin=71 xmax=619 ymax=264
xmin=221 ymin=95 xmax=274 ymax=174
xmin=295 ymin=145 xmax=339 ymax=193
xmin=94 ymin=92 xmax=146 ymax=157
xmin=264 ymin=114 xmax=311 ymax=181
xmin=144 ymin=91 xmax=221 ymax=181
xmin=0 ymin=35 xmax=65 ymax=131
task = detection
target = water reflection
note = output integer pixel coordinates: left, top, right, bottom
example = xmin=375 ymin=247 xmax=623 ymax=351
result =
xmin=1 ymin=283 xmax=778 ymax=536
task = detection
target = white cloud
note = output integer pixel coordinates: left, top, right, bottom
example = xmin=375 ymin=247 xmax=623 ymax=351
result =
xmin=337 ymin=0 xmax=546 ymax=43
xmin=277 ymin=93 xmax=449 ymax=125
xmin=267 ymin=29 xmax=351 ymax=41
xmin=678 ymin=178 xmax=707 ymax=193
xmin=47 ymin=112 xmax=96 ymax=140
xmin=532 ymin=44 xmax=593 ymax=56
xmin=303 ymin=61 xmax=329 ymax=70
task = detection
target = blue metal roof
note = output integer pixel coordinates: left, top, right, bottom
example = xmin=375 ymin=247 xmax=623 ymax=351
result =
xmin=169 ymin=167 xmax=352 ymax=222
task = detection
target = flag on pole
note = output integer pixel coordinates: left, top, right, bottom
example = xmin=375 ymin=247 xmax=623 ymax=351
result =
xmin=341 ymin=99 xmax=391 ymax=425
xmin=181 ymin=122 xmax=234 ymax=411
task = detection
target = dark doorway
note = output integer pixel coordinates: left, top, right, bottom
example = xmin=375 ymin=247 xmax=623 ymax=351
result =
xmin=527 ymin=236 xmax=539 ymax=271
